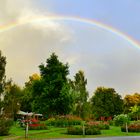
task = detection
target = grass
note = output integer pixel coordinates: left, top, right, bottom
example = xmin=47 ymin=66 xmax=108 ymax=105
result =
xmin=1 ymin=124 xmax=140 ymax=140
xmin=101 ymin=126 xmax=140 ymax=136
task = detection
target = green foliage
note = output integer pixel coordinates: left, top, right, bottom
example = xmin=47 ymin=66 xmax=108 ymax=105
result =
xmin=129 ymin=105 xmax=140 ymax=120
xmin=46 ymin=115 xmax=82 ymax=127
xmin=3 ymin=81 xmax=22 ymax=119
xmin=124 ymin=93 xmax=140 ymax=113
xmin=20 ymin=74 xmax=40 ymax=112
xmin=31 ymin=53 xmax=72 ymax=115
xmin=0 ymin=50 xmax=6 ymax=115
xmin=67 ymin=126 xmax=101 ymax=135
xmin=86 ymin=121 xmax=110 ymax=130
xmin=67 ymin=126 xmax=83 ymax=135
xmin=121 ymin=121 xmax=140 ymax=132
xmin=69 ymin=70 xmax=89 ymax=119
xmin=0 ymin=118 xmax=13 ymax=136
xmin=91 ymin=87 xmax=123 ymax=119
xmin=113 ymin=114 xmax=130 ymax=126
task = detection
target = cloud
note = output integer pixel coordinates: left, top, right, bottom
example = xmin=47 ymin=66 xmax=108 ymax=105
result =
xmin=0 ymin=0 xmax=74 ymax=85
xmin=1 ymin=0 xmax=140 ymax=98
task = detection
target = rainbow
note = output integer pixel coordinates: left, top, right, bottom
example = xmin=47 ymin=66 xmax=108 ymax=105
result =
xmin=0 ymin=15 xmax=139 ymax=49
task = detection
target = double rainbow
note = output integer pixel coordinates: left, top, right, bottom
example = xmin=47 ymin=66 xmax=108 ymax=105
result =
xmin=0 ymin=15 xmax=139 ymax=49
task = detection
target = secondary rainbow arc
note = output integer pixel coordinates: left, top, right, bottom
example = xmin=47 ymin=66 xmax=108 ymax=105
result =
xmin=0 ymin=15 xmax=139 ymax=49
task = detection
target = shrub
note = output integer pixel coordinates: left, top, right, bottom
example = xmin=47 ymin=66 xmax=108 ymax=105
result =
xmin=85 ymin=127 xmax=101 ymax=135
xmin=121 ymin=121 xmax=140 ymax=132
xmin=24 ymin=119 xmax=47 ymax=130
xmin=67 ymin=126 xmax=101 ymax=135
xmin=0 ymin=118 xmax=13 ymax=136
xmin=113 ymin=114 xmax=130 ymax=126
xmin=46 ymin=115 xmax=82 ymax=127
xmin=86 ymin=121 xmax=110 ymax=130
xmin=67 ymin=126 xmax=83 ymax=135
xmin=29 ymin=123 xmax=47 ymax=130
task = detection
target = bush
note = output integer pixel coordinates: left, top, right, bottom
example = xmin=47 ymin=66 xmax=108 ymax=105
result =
xmin=121 ymin=121 xmax=140 ymax=132
xmin=29 ymin=123 xmax=47 ymax=130
xmin=86 ymin=121 xmax=110 ymax=130
xmin=25 ymin=119 xmax=47 ymax=130
xmin=85 ymin=127 xmax=101 ymax=135
xmin=67 ymin=126 xmax=83 ymax=135
xmin=113 ymin=114 xmax=130 ymax=126
xmin=67 ymin=126 xmax=101 ymax=135
xmin=46 ymin=115 xmax=82 ymax=127
xmin=0 ymin=118 xmax=13 ymax=136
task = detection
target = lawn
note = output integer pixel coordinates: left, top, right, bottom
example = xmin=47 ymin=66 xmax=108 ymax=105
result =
xmin=1 ymin=124 xmax=140 ymax=140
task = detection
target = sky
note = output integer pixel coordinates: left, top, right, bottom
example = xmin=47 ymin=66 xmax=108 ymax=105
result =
xmin=0 ymin=0 xmax=140 ymax=97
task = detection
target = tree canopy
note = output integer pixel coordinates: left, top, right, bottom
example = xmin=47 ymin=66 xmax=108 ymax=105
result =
xmin=124 ymin=93 xmax=140 ymax=113
xmin=0 ymin=51 xmax=6 ymax=117
xmin=32 ymin=53 xmax=73 ymax=116
xmin=90 ymin=87 xmax=123 ymax=119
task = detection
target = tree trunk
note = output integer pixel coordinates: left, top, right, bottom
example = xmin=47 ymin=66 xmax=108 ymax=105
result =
xmin=125 ymin=122 xmax=128 ymax=133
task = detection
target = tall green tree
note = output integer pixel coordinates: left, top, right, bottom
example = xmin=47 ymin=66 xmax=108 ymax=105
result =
xmin=70 ymin=70 xmax=89 ymax=119
xmin=90 ymin=87 xmax=123 ymax=119
xmin=0 ymin=51 xmax=6 ymax=117
xmin=4 ymin=81 xmax=22 ymax=119
xmin=20 ymin=73 xmax=40 ymax=112
xmin=32 ymin=53 xmax=73 ymax=116
xmin=0 ymin=51 xmax=13 ymax=136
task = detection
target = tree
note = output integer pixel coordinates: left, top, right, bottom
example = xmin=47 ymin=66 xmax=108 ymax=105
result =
xmin=4 ymin=81 xmax=22 ymax=120
xmin=32 ymin=53 xmax=73 ymax=116
xmin=70 ymin=70 xmax=89 ymax=119
xmin=113 ymin=114 xmax=130 ymax=133
xmin=20 ymin=73 xmax=40 ymax=112
xmin=0 ymin=50 xmax=13 ymax=136
xmin=0 ymin=50 xmax=6 ymax=117
xmin=130 ymin=105 xmax=140 ymax=120
xmin=124 ymin=93 xmax=140 ymax=113
xmin=90 ymin=87 xmax=123 ymax=119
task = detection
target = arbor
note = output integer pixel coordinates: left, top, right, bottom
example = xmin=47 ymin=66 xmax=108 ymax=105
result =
xmin=32 ymin=53 xmax=73 ymax=116
xmin=70 ymin=70 xmax=89 ymax=119
xmin=90 ymin=87 xmax=123 ymax=119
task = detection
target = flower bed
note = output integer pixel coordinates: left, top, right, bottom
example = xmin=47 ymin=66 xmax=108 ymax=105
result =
xmin=21 ymin=119 xmax=47 ymax=130
xmin=46 ymin=115 xmax=82 ymax=127
xmin=121 ymin=121 xmax=140 ymax=132
xmin=86 ymin=121 xmax=110 ymax=130
xmin=29 ymin=123 xmax=47 ymax=130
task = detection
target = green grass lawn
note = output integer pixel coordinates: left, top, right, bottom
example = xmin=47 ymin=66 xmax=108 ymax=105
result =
xmin=1 ymin=124 xmax=140 ymax=140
